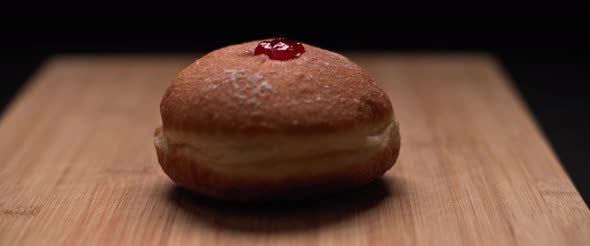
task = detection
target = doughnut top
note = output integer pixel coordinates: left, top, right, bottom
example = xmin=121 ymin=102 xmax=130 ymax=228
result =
xmin=160 ymin=40 xmax=393 ymax=135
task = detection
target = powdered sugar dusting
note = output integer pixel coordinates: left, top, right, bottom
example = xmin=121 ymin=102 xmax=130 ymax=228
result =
xmin=225 ymin=69 xmax=245 ymax=82
xmin=251 ymin=72 xmax=264 ymax=82
xmin=254 ymin=81 xmax=273 ymax=96
xmin=221 ymin=69 xmax=274 ymax=103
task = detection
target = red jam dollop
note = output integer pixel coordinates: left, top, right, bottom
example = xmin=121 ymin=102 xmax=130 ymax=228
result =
xmin=254 ymin=38 xmax=305 ymax=60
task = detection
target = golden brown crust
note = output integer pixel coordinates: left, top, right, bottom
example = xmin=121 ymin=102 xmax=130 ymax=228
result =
xmin=155 ymin=127 xmax=400 ymax=202
xmin=160 ymin=40 xmax=393 ymax=135
xmin=156 ymin=40 xmax=400 ymax=201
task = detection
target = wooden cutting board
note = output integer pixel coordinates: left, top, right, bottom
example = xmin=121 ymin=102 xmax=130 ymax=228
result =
xmin=0 ymin=54 xmax=588 ymax=246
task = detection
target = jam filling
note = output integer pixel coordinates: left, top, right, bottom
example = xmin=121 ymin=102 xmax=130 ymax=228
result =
xmin=254 ymin=38 xmax=305 ymax=60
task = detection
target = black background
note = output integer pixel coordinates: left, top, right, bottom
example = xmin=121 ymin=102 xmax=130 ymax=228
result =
xmin=2 ymin=1 xmax=589 ymax=205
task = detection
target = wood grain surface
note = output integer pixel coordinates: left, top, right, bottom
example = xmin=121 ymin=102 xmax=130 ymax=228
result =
xmin=0 ymin=54 xmax=588 ymax=246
